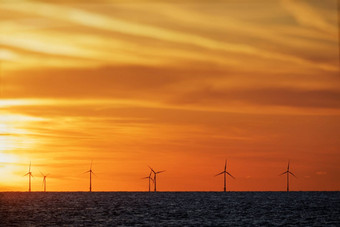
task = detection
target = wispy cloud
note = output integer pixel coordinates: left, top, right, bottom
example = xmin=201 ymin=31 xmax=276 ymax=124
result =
xmin=281 ymin=0 xmax=337 ymax=36
xmin=1 ymin=0 xmax=338 ymax=71
xmin=0 ymin=0 xmax=339 ymax=191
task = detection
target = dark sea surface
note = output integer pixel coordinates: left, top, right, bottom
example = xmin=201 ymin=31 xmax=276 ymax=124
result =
xmin=0 ymin=192 xmax=339 ymax=226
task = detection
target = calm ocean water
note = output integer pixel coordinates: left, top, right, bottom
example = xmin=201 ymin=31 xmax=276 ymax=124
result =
xmin=1 ymin=192 xmax=339 ymax=226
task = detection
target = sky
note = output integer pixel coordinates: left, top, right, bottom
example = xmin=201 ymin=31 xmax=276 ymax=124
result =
xmin=0 ymin=0 xmax=339 ymax=192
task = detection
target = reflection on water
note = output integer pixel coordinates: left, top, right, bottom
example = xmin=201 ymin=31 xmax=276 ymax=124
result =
xmin=1 ymin=192 xmax=339 ymax=226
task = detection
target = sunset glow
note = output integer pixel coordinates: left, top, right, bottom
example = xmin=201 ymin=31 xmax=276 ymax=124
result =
xmin=0 ymin=0 xmax=339 ymax=191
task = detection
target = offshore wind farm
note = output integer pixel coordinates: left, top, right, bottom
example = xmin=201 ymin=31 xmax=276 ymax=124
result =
xmin=15 ymin=160 xmax=298 ymax=192
xmin=0 ymin=0 xmax=339 ymax=226
xmin=1 ymin=160 xmax=339 ymax=226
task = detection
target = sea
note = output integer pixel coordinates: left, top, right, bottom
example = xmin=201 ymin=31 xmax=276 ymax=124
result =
xmin=0 ymin=192 xmax=339 ymax=226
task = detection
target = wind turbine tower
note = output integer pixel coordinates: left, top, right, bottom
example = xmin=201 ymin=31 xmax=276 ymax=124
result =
xmin=215 ymin=160 xmax=235 ymax=192
xmin=84 ymin=161 xmax=95 ymax=192
xmin=279 ymin=160 xmax=296 ymax=192
xmin=142 ymin=171 xmax=154 ymax=192
xmin=43 ymin=175 xmax=47 ymax=192
xmin=24 ymin=162 xmax=33 ymax=192
xmin=148 ymin=166 xmax=165 ymax=192
xmin=40 ymin=171 xmax=49 ymax=192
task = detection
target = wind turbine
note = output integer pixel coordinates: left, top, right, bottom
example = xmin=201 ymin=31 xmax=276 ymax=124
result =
xmin=40 ymin=171 xmax=49 ymax=192
xmin=215 ymin=160 xmax=235 ymax=192
xmin=24 ymin=162 xmax=33 ymax=192
xmin=83 ymin=161 xmax=95 ymax=192
xmin=142 ymin=171 xmax=154 ymax=192
xmin=279 ymin=160 xmax=296 ymax=192
xmin=148 ymin=166 xmax=165 ymax=192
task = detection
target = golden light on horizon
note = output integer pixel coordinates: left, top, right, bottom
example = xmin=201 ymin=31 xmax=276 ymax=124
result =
xmin=0 ymin=0 xmax=339 ymax=192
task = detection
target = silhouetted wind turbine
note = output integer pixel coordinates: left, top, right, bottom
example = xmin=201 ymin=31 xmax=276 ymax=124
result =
xmin=24 ymin=162 xmax=33 ymax=192
xmin=40 ymin=171 xmax=49 ymax=192
xmin=279 ymin=160 xmax=296 ymax=192
xmin=215 ymin=160 xmax=235 ymax=192
xmin=148 ymin=166 xmax=165 ymax=192
xmin=83 ymin=161 xmax=95 ymax=192
xmin=142 ymin=171 xmax=154 ymax=192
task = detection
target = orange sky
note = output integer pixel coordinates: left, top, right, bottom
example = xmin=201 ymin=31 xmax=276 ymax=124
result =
xmin=0 ymin=0 xmax=339 ymax=192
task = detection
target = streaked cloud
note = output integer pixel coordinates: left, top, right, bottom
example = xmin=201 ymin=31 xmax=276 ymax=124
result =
xmin=0 ymin=0 xmax=339 ymax=191
xmin=281 ymin=0 xmax=337 ymax=35
xmin=0 ymin=0 xmax=338 ymax=71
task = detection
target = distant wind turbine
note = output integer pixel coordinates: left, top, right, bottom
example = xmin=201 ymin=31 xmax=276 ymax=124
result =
xmin=148 ymin=166 xmax=165 ymax=192
xmin=24 ymin=162 xmax=33 ymax=192
xmin=83 ymin=161 xmax=95 ymax=192
xmin=40 ymin=171 xmax=49 ymax=192
xmin=215 ymin=160 xmax=235 ymax=192
xmin=279 ymin=160 xmax=296 ymax=192
xmin=142 ymin=171 xmax=154 ymax=192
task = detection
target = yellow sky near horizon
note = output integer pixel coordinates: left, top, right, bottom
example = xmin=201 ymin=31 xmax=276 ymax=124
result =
xmin=0 ymin=0 xmax=339 ymax=191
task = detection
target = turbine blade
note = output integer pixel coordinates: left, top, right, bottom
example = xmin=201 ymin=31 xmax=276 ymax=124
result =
xmin=289 ymin=171 xmax=297 ymax=178
xmin=24 ymin=173 xmax=29 ymax=176
xmin=287 ymin=160 xmax=290 ymax=171
xmin=148 ymin=165 xmax=156 ymax=174
xmin=215 ymin=171 xmax=224 ymax=176
xmin=156 ymin=170 xmax=165 ymax=174
xmin=224 ymin=159 xmax=227 ymax=171
xmin=141 ymin=177 xmax=149 ymax=179
xmin=227 ymin=172 xmax=235 ymax=179
xmin=90 ymin=160 xmax=93 ymax=170
xmin=39 ymin=170 xmax=44 ymax=176
xmin=82 ymin=170 xmax=90 ymax=174
xmin=29 ymin=161 xmax=31 ymax=171
xmin=279 ymin=171 xmax=287 ymax=176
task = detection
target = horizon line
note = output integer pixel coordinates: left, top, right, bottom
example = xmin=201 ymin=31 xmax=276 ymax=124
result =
xmin=1 ymin=190 xmax=339 ymax=193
